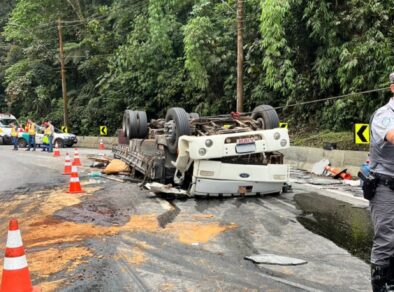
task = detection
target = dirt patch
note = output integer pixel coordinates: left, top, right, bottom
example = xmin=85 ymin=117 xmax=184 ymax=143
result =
xmin=128 ymin=247 xmax=146 ymax=265
xmin=166 ymin=222 xmax=238 ymax=245
xmin=161 ymin=282 xmax=176 ymax=291
xmin=191 ymin=214 xmax=215 ymax=219
xmin=39 ymin=279 xmax=66 ymax=292
xmin=0 ymin=246 xmax=92 ymax=284
xmin=28 ymin=246 xmax=93 ymax=277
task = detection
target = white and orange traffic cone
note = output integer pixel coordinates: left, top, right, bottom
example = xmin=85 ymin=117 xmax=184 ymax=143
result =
xmin=99 ymin=139 xmax=105 ymax=150
xmin=53 ymin=142 xmax=60 ymax=157
xmin=67 ymin=166 xmax=85 ymax=194
xmin=72 ymin=148 xmax=82 ymax=166
xmin=0 ymin=219 xmax=40 ymax=292
xmin=63 ymin=153 xmax=72 ymax=175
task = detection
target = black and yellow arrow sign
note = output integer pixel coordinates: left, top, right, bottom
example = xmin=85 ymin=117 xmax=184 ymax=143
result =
xmin=354 ymin=123 xmax=370 ymax=144
xmin=100 ymin=126 xmax=108 ymax=136
xmin=61 ymin=126 xmax=68 ymax=133
xmin=279 ymin=122 xmax=288 ymax=129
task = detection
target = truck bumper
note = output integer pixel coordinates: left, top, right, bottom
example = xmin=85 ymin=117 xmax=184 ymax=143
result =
xmin=190 ymin=160 xmax=289 ymax=197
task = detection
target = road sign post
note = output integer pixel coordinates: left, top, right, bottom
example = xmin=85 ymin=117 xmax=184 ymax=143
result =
xmin=354 ymin=123 xmax=370 ymax=144
xmin=100 ymin=126 xmax=108 ymax=136
xmin=61 ymin=126 xmax=68 ymax=133
xmin=279 ymin=123 xmax=288 ymax=129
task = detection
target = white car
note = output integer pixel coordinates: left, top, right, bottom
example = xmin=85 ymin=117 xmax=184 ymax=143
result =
xmin=18 ymin=126 xmax=78 ymax=148
xmin=0 ymin=113 xmax=19 ymax=145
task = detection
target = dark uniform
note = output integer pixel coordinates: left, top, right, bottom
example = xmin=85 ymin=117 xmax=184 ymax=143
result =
xmin=370 ymin=73 xmax=394 ymax=291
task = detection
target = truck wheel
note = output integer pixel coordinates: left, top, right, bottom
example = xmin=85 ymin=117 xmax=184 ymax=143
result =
xmin=55 ymin=139 xmax=65 ymax=148
xmin=122 ymin=110 xmax=129 ymax=137
xmin=18 ymin=138 xmax=27 ymax=148
xmin=127 ymin=111 xmax=138 ymax=139
xmin=136 ymin=111 xmax=148 ymax=138
xmin=251 ymin=105 xmax=279 ymax=129
xmin=165 ymin=107 xmax=190 ymax=154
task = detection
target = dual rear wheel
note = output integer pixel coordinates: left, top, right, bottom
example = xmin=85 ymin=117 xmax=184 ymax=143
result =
xmin=122 ymin=110 xmax=148 ymax=139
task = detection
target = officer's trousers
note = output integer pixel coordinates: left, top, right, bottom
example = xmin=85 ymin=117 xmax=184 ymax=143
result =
xmin=370 ymin=184 xmax=394 ymax=265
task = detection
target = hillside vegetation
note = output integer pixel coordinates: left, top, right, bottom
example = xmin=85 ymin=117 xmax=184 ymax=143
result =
xmin=0 ymin=0 xmax=393 ymax=135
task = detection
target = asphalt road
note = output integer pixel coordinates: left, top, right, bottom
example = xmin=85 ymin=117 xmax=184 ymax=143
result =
xmin=0 ymin=145 xmax=371 ymax=291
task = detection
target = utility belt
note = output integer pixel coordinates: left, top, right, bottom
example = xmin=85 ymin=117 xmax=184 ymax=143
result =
xmin=374 ymin=173 xmax=394 ymax=190
xmin=358 ymin=171 xmax=394 ymax=200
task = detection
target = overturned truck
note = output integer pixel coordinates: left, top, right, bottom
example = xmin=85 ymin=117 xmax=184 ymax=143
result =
xmin=113 ymin=105 xmax=290 ymax=197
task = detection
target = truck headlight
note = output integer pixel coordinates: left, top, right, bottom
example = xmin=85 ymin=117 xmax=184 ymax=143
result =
xmin=205 ymin=139 xmax=213 ymax=147
xmin=274 ymin=132 xmax=280 ymax=140
xmin=199 ymin=148 xmax=207 ymax=156
xmin=280 ymin=139 xmax=287 ymax=147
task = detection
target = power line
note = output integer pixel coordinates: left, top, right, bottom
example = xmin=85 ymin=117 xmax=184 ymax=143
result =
xmin=274 ymin=87 xmax=388 ymax=110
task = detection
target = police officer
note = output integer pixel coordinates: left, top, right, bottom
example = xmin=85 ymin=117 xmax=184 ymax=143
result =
xmin=369 ymin=73 xmax=394 ymax=291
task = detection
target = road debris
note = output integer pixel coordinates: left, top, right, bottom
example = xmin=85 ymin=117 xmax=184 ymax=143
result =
xmin=245 ymin=254 xmax=307 ymax=266
xmin=145 ymin=182 xmax=188 ymax=196
xmin=311 ymin=159 xmax=330 ymax=175
xmin=324 ymin=165 xmax=352 ymax=180
xmin=102 ymin=159 xmax=130 ymax=175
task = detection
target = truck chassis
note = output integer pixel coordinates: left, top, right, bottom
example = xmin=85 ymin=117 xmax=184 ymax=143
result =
xmin=113 ymin=105 xmax=290 ymax=197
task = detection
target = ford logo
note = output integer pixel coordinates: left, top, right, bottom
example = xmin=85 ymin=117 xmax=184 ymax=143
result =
xmin=240 ymin=173 xmax=250 ymax=178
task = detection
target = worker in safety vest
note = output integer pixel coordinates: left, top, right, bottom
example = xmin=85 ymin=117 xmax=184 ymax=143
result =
xmin=42 ymin=123 xmax=51 ymax=152
xmin=10 ymin=123 xmax=18 ymax=151
xmin=26 ymin=119 xmax=36 ymax=151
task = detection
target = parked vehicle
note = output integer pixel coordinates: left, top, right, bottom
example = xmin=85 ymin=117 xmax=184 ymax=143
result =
xmin=0 ymin=113 xmax=19 ymax=145
xmin=113 ymin=105 xmax=290 ymax=197
xmin=17 ymin=126 xmax=78 ymax=148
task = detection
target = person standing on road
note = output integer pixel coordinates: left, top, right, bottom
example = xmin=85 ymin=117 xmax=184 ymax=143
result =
xmin=48 ymin=121 xmax=54 ymax=152
xmin=26 ymin=119 xmax=36 ymax=151
xmin=369 ymin=73 xmax=394 ymax=291
xmin=10 ymin=123 xmax=18 ymax=151
xmin=42 ymin=123 xmax=51 ymax=152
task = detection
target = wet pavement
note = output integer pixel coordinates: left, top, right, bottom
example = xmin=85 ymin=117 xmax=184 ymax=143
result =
xmin=0 ymin=146 xmax=371 ymax=291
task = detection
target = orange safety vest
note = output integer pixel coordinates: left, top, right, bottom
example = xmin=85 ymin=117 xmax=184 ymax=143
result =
xmin=28 ymin=123 xmax=36 ymax=135
xmin=11 ymin=127 xmax=18 ymax=137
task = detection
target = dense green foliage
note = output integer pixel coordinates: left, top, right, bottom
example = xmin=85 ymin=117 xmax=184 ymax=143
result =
xmin=0 ymin=0 xmax=393 ymax=134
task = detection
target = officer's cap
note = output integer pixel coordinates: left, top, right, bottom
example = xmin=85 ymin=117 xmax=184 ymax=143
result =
xmin=390 ymin=72 xmax=394 ymax=84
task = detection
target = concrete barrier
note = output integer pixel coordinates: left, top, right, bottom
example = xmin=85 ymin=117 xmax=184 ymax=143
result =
xmin=75 ymin=136 xmax=117 ymax=149
xmin=282 ymin=146 xmax=368 ymax=175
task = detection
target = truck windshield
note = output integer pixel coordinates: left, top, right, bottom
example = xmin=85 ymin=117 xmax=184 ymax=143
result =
xmin=0 ymin=119 xmax=17 ymax=128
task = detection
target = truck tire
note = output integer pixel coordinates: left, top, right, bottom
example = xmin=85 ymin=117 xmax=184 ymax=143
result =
xmin=18 ymin=138 xmax=27 ymax=148
xmin=54 ymin=138 xmax=65 ymax=148
xmin=122 ymin=110 xmax=129 ymax=137
xmin=136 ymin=111 xmax=148 ymax=138
xmin=127 ymin=111 xmax=138 ymax=139
xmin=251 ymin=105 xmax=279 ymax=129
xmin=165 ymin=107 xmax=190 ymax=154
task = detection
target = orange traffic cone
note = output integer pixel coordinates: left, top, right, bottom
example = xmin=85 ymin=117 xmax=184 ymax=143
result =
xmin=324 ymin=166 xmax=352 ymax=180
xmin=0 ymin=219 xmax=40 ymax=292
xmin=99 ymin=139 xmax=105 ymax=150
xmin=67 ymin=166 xmax=85 ymax=194
xmin=63 ymin=153 xmax=72 ymax=175
xmin=72 ymin=148 xmax=82 ymax=166
xmin=53 ymin=142 xmax=60 ymax=157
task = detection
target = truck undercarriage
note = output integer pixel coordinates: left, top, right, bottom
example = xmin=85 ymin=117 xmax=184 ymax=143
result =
xmin=113 ymin=105 xmax=290 ymax=197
